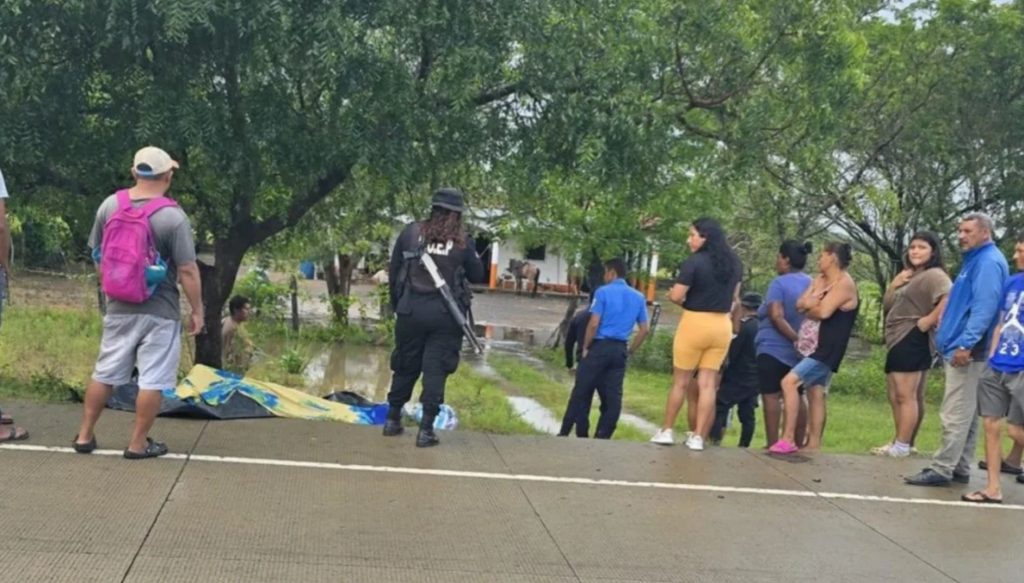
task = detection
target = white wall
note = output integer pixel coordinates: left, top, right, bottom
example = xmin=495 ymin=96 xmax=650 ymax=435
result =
xmin=497 ymin=238 xmax=570 ymax=286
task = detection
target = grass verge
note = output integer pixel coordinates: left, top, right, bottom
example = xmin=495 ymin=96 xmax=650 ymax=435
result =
xmin=487 ymin=354 xmax=649 ymax=441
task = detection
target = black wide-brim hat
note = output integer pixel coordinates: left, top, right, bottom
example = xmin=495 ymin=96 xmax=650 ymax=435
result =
xmin=431 ymin=187 xmax=466 ymax=213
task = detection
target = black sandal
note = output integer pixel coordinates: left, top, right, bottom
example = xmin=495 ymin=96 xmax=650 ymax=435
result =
xmin=123 ymin=438 xmax=168 ymax=460
xmin=0 ymin=409 xmax=13 ymax=425
xmin=0 ymin=426 xmax=29 ymax=442
xmin=73 ymin=436 xmax=97 ymax=454
xmin=961 ymin=490 xmax=1003 ymax=504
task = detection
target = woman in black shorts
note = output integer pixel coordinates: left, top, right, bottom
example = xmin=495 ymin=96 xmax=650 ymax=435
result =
xmin=875 ymin=231 xmax=950 ymax=458
xmin=754 ymin=241 xmax=813 ymax=447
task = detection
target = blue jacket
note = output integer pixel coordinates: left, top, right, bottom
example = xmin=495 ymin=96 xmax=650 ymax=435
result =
xmin=935 ymin=242 xmax=1008 ymax=359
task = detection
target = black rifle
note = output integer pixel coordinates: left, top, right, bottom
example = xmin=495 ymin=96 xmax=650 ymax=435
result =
xmin=418 ymin=252 xmax=485 ymax=354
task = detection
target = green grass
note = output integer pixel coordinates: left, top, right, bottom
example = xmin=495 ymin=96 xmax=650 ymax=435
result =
xmin=487 ymin=354 xmax=650 ymax=441
xmin=0 ymin=305 xmax=104 ymax=401
xmin=527 ymin=344 xmax=1016 ymax=456
xmin=443 ymin=367 xmax=539 ymax=435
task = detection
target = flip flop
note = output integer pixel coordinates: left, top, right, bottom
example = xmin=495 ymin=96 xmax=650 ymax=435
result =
xmin=123 ymin=438 xmax=168 ymax=460
xmin=960 ymin=491 xmax=1003 ymax=504
xmin=978 ymin=460 xmax=1024 ymax=475
xmin=0 ymin=426 xmax=29 ymax=442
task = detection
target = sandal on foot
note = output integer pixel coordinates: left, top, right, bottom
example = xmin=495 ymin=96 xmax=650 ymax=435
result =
xmin=123 ymin=438 xmax=168 ymax=460
xmin=768 ymin=440 xmax=799 ymax=455
xmin=0 ymin=411 xmax=12 ymax=425
xmin=978 ymin=460 xmax=1024 ymax=475
xmin=72 ymin=436 xmax=97 ymax=454
xmin=961 ymin=490 xmax=1002 ymax=504
xmin=0 ymin=426 xmax=29 ymax=442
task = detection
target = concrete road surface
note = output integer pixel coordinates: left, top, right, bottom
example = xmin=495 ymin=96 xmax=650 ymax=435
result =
xmin=1 ymin=401 xmax=1022 ymax=582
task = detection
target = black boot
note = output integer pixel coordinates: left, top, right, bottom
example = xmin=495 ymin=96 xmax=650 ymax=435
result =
xmin=416 ymin=414 xmax=439 ymax=448
xmin=382 ymin=407 xmax=404 ymax=437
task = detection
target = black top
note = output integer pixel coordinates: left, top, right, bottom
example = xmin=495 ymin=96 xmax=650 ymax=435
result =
xmin=388 ymin=222 xmax=485 ymax=306
xmin=811 ymin=297 xmax=860 ymax=372
xmin=675 ymin=251 xmax=742 ymax=312
xmin=721 ymin=316 xmax=758 ymax=390
xmin=564 ymin=309 xmax=591 ymax=368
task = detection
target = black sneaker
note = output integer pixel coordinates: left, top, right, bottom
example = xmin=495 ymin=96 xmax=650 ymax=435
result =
xmin=1017 ymin=474 xmax=1024 ymax=485
xmin=952 ymin=472 xmax=971 ymax=484
xmin=904 ymin=468 xmax=952 ymax=487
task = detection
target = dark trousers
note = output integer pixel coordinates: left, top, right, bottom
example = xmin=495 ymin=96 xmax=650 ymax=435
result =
xmin=387 ymin=295 xmax=463 ymax=419
xmin=710 ymin=392 xmax=758 ymax=448
xmin=558 ymin=340 xmax=627 ymax=439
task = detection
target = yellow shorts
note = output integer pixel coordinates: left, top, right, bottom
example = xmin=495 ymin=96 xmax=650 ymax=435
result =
xmin=672 ymin=310 xmax=733 ymax=370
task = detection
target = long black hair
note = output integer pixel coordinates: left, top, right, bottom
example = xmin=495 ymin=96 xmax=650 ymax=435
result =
xmin=779 ymin=240 xmax=813 ymax=271
xmin=420 ymin=207 xmax=466 ymax=249
xmin=904 ymin=231 xmax=945 ymax=272
xmin=693 ymin=217 xmax=739 ymax=284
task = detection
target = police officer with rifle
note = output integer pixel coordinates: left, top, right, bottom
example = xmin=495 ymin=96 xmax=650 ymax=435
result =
xmin=385 ymin=188 xmax=485 ymax=447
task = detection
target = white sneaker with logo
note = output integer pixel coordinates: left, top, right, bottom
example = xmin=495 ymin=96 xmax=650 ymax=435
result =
xmin=650 ymin=429 xmax=675 ymax=445
xmin=685 ymin=434 xmax=705 ymax=451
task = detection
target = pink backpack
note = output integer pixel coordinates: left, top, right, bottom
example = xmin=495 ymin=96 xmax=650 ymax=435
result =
xmin=99 ymin=190 xmax=178 ymax=303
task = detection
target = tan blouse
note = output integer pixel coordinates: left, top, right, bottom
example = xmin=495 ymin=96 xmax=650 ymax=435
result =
xmin=883 ymin=267 xmax=952 ymax=350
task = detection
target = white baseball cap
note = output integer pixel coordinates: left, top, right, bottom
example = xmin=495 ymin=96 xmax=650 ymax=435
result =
xmin=132 ymin=146 xmax=180 ymax=177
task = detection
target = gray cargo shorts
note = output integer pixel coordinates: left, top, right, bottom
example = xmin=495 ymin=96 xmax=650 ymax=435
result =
xmin=977 ymin=367 xmax=1024 ymax=426
xmin=93 ymin=314 xmax=181 ymax=391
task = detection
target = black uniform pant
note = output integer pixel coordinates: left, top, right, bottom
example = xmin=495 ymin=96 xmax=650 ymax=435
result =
xmin=710 ymin=389 xmax=758 ymax=448
xmin=558 ymin=340 xmax=627 ymax=439
xmin=387 ymin=295 xmax=463 ymax=419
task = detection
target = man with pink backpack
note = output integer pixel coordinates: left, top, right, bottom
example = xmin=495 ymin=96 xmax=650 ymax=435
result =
xmin=73 ymin=146 xmax=204 ymax=459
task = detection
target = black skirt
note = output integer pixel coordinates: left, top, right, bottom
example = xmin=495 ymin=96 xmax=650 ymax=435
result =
xmin=885 ymin=327 xmax=933 ymax=373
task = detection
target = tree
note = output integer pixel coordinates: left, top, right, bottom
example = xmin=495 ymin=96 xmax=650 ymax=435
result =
xmin=1 ymin=0 xmax=560 ymax=366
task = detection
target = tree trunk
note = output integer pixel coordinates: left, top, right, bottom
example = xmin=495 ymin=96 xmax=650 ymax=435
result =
xmin=194 ymin=240 xmax=247 ymax=368
xmin=323 ymin=253 xmax=356 ymax=324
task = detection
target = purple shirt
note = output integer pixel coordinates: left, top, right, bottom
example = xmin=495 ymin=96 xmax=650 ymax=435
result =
xmin=756 ymin=272 xmax=812 ymax=367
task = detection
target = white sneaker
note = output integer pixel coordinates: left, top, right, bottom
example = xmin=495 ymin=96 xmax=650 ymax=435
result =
xmin=886 ymin=443 xmax=912 ymax=458
xmin=685 ymin=434 xmax=705 ymax=451
xmin=650 ymin=429 xmax=675 ymax=445
xmin=885 ymin=447 xmax=911 ymax=458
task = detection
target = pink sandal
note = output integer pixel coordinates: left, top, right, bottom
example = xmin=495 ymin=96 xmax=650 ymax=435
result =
xmin=768 ymin=440 xmax=799 ymax=455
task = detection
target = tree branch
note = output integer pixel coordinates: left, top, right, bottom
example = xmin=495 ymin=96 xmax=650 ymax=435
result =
xmin=250 ymin=166 xmax=351 ymax=246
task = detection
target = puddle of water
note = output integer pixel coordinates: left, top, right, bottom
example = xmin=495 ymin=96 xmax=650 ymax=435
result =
xmin=620 ymin=413 xmax=659 ymax=435
xmin=506 ymin=396 xmax=562 ymax=435
xmin=258 ymin=339 xmax=392 ymax=402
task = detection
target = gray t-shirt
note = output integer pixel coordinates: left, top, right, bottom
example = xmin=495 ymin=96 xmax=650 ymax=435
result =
xmin=89 ymin=193 xmax=197 ymax=321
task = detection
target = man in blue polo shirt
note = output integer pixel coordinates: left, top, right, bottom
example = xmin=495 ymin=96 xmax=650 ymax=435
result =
xmin=558 ymin=258 xmax=650 ymax=439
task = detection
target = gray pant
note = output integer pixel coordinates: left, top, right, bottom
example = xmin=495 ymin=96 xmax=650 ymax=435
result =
xmin=931 ymin=361 xmax=984 ymax=478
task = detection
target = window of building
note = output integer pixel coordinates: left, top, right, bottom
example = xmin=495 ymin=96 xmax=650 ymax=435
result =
xmin=525 ymin=245 xmax=546 ymax=261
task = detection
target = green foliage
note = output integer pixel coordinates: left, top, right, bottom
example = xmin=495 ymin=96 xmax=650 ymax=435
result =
xmin=278 ymin=347 xmax=308 ymax=376
xmin=329 ymin=294 xmax=356 ymax=326
xmin=231 ymin=271 xmax=289 ymax=318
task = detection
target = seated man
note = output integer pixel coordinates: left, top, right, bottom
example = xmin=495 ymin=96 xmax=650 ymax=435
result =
xmin=222 ymin=295 xmax=254 ymax=374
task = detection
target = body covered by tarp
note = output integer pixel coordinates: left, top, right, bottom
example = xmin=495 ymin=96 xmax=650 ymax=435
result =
xmin=108 ymin=365 xmax=389 ymax=424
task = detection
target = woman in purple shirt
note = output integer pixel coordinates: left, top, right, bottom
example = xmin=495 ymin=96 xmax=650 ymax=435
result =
xmin=755 ymin=241 xmax=813 ymax=446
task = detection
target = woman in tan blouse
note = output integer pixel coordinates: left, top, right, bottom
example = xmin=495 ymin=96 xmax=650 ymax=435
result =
xmin=876 ymin=232 xmax=951 ymax=458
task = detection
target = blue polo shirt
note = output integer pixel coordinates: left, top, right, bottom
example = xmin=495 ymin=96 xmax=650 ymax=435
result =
xmin=591 ymin=279 xmax=648 ymax=341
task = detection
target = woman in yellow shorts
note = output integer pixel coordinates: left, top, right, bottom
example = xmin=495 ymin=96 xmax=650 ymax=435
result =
xmin=651 ymin=218 xmax=742 ymax=450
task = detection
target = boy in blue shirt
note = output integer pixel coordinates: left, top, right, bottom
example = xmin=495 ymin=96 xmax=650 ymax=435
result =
xmin=558 ymin=258 xmax=650 ymax=439
xmin=964 ymin=234 xmax=1024 ymax=503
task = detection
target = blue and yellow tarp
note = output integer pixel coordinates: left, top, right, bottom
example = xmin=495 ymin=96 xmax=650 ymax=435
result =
xmin=107 ymin=365 xmax=389 ymax=425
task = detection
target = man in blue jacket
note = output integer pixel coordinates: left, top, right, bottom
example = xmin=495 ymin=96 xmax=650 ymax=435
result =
xmin=906 ymin=213 xmax=1009 ymax=487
